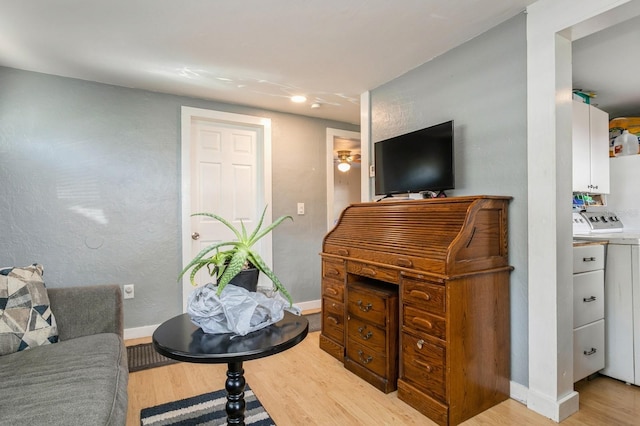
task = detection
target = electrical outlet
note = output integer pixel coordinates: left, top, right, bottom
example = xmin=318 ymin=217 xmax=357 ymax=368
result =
xmin=297 ymin=202 xmax=305 ymax=215
xmin=123 ymin=284 xmax=134 ymax=299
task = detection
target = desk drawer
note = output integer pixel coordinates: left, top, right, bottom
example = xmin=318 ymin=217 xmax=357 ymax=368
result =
xmin=322 ymin=278 xmax=344 ymax=302
xmin=347 ymin=284 xmax=393 ymax=327
xmin=401 ymin=332 xmax=446 ymax=402
xmin=322 ymin=298 xmax=344 ymax=344
xmin=347 ymin=317 xmax=386 ymax=354
xmin=573 ymin=244 xmax=604 ymax=274
xmin=346 ymin=339 xmax=387 ymax=378
xmin=347 ymin=261 xmax=399 ymax=284
xmin=322 ymin=258 xmax=346 ymax=281
xmin=403 ymin=305 xmax=446 ymax=341
xmin=402 ymin=278 xmax=446 ymax=315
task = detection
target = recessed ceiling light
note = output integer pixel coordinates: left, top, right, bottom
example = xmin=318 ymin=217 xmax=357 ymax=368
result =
xmin=291 ymin=95 xmax=307 ymax=103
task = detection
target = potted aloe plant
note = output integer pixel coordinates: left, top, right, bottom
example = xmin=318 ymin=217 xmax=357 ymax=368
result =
xmin=178 ymin=206 xmax=293 ymax=306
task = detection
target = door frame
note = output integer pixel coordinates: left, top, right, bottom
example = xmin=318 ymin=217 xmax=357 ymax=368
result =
xmin=180 ymin=106 xmax=272 ymax=308
xmin=325 ymin=128 xmax=362 ymax=230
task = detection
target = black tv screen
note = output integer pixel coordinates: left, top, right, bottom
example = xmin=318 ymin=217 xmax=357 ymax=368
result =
xmin=374 ymin=120 xmax=454 ymax=196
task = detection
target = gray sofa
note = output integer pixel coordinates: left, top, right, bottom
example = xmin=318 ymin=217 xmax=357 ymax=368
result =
xmin=0 ymin=285 xmax=128 ymax=425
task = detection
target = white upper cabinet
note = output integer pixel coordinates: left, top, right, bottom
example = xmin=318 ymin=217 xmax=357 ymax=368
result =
xmin=572 ymin=101 xmax=610 ymax=194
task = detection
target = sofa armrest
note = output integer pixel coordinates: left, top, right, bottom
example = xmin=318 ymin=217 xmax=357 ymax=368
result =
xmin=47 ymin=284 xmax=124 ymax=340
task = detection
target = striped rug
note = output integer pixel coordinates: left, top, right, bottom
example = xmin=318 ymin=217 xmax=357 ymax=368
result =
xmin=140 ymin=384 xmax=274 ymax=426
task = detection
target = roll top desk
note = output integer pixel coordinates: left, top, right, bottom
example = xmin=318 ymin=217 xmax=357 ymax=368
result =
xmin=319 ymin=195 xmax=512 ymax=426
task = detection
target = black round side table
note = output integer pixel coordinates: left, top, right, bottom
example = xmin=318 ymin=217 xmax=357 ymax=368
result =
xmin=152 ymin=311 xmax=309 ymax=426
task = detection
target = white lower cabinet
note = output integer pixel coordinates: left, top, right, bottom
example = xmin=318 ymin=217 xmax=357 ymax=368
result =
xmin=572 ymin=244 xmax=606 ymax=382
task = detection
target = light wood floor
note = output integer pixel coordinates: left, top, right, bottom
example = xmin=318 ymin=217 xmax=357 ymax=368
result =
xmin=126 ymin=332 xmax=640 ymax=425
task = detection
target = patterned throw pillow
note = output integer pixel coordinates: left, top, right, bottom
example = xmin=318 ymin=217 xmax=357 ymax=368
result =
xmin=0 ymin=264 xmax=58 ymax=356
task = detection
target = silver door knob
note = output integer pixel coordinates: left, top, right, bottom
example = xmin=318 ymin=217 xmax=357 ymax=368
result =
xmin=191 ymin=232 xmax=200 ymax=240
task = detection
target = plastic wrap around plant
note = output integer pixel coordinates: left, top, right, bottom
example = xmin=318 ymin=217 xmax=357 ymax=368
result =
xmin=187 ymin=284 xmax=300 ymax=336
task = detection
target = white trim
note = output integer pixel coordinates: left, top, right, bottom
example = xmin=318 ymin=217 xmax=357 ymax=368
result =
xmin=296 ymin=298 xmax=321 ymax=313
xmin=124 ymin=324 xmax=159 ymax=340
xmin=360 ymin=91 xmax=372 ymax=202
xmin=325 ymin=127 xmax=361 ymax=231
xmin=180 ymin=106 xmax=272 ymax=310
xmin=526 ymin=0 xmax=637 ymax=421
xmin=509 ymin=380 xmax=529 ymax=405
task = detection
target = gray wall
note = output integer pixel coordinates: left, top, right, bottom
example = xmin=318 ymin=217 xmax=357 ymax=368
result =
xmin=370 ymin=14 xmax=528 ymax=385
xmin=0 ymin=66 xmax=358 ymax=329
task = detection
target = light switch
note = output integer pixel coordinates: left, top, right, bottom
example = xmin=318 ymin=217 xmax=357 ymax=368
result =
xmin=297 ymin=203 xmax=305 ymax=215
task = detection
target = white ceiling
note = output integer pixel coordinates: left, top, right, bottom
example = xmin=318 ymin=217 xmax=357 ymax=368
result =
xmin=0 ymin=0 xmax=537 ymax=124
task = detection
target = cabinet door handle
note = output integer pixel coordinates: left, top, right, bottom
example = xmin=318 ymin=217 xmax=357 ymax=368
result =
xmin=337 ymin=249 xmax=349 ymax=256
xmin=357 ymin=300 xmax=373 ymax=312
xmin=584 ymin=348 xmax=597 ymax=356
xmin=361 ymin=267 xmax=377 ymax=277
xmin=357 ymin=325 xmax=373 ymax=340
xmin=357 ymin=350 xmax=373 ymax=364
xmin=583 ymin=257 xmax=596 ymax=262
xmin=409 ymin=290 xmax=431 ymax=301
xmin=326 ymin=268 xmax=340 ymax=276
xmin=583 ymin=296 xmax=597 ymax=303
xmin=413 ymin=317 xmax=433 ymax=329
xmin=327 ymin=315 xmax=339 ymax=325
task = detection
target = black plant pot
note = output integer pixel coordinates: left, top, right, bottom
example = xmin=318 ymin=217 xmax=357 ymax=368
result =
xmin=226 ymin=267 xmax=259 ymax=292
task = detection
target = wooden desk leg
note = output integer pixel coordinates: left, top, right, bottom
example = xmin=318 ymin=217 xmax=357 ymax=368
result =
xmin=225 ymin=361 xmax=246 ymax=426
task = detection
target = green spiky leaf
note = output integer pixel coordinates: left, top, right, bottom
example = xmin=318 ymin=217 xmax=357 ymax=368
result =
xmin=179 ymin=206 xmax=294 ymax=305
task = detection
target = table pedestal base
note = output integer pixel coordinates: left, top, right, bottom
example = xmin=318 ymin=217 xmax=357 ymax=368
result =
xmin=225 ymin=361 xmax=246 ymax=425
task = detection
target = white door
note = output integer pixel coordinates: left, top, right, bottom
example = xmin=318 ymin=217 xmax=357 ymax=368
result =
xmin=181 ymin=107 xmax=272 ymax=308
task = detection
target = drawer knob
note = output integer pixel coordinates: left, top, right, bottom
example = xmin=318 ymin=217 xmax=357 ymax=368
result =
xmin=396 ymin=257 xmax=413 ymax=267
xmin=358 ymin=325 xmax=373 ymax=340
xmin=357 ymin=300 xmax=373 ymax=312
xmin=326 ymin=288 xmax=338 ymax=296
xmin=583 ymin=257 xmax=596 ymax=262
xmin=326 ymin=268 xmax=340 ymax=276
xmin=357 ymin=350 xmax=373 ymax=364
xmin=583 ymin=296 xmax=597 ymax=303
xmin=413 ymin=317 xmax=433 ymax=329
xmin=361 ymin=267 xmax=377 ymax=277
xmin=337 ymin=249 xmax=349 ymax=256
xmin=416 ymin=339 xmax=425 ymax=349
xmin=327 ymin=315 xmax=339 ymax=325
xmin=413 ymin=358 xmax=432 ymax=373
xmin=409 ymin=290 xmax=431 ymax=301
xmin=584 ymin=348 xmax=597 ymax=356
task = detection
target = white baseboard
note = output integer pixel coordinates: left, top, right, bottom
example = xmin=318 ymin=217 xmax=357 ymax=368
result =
xmin=124 ymin=324 xmax=159 ymax=340
xmin=297 ymin=298 xmax=321 ymax=313
xmin=526 ymin=387 xmax=579 ymax=422
xmin=510 ymin=380 xmax=529 ymax=404
xmin=123 ymin=298 xmax=322 ymax=340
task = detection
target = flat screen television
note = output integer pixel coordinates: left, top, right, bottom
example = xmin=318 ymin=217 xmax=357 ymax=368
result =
xmin=374 ymin=120 xmax=454 ymax=196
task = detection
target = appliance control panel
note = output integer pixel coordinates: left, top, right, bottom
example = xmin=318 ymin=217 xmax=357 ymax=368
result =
xmin=573 ymin=212 xmax=591 ymax=234
xmin=575 ymin=211 xmax=623 ymax=233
